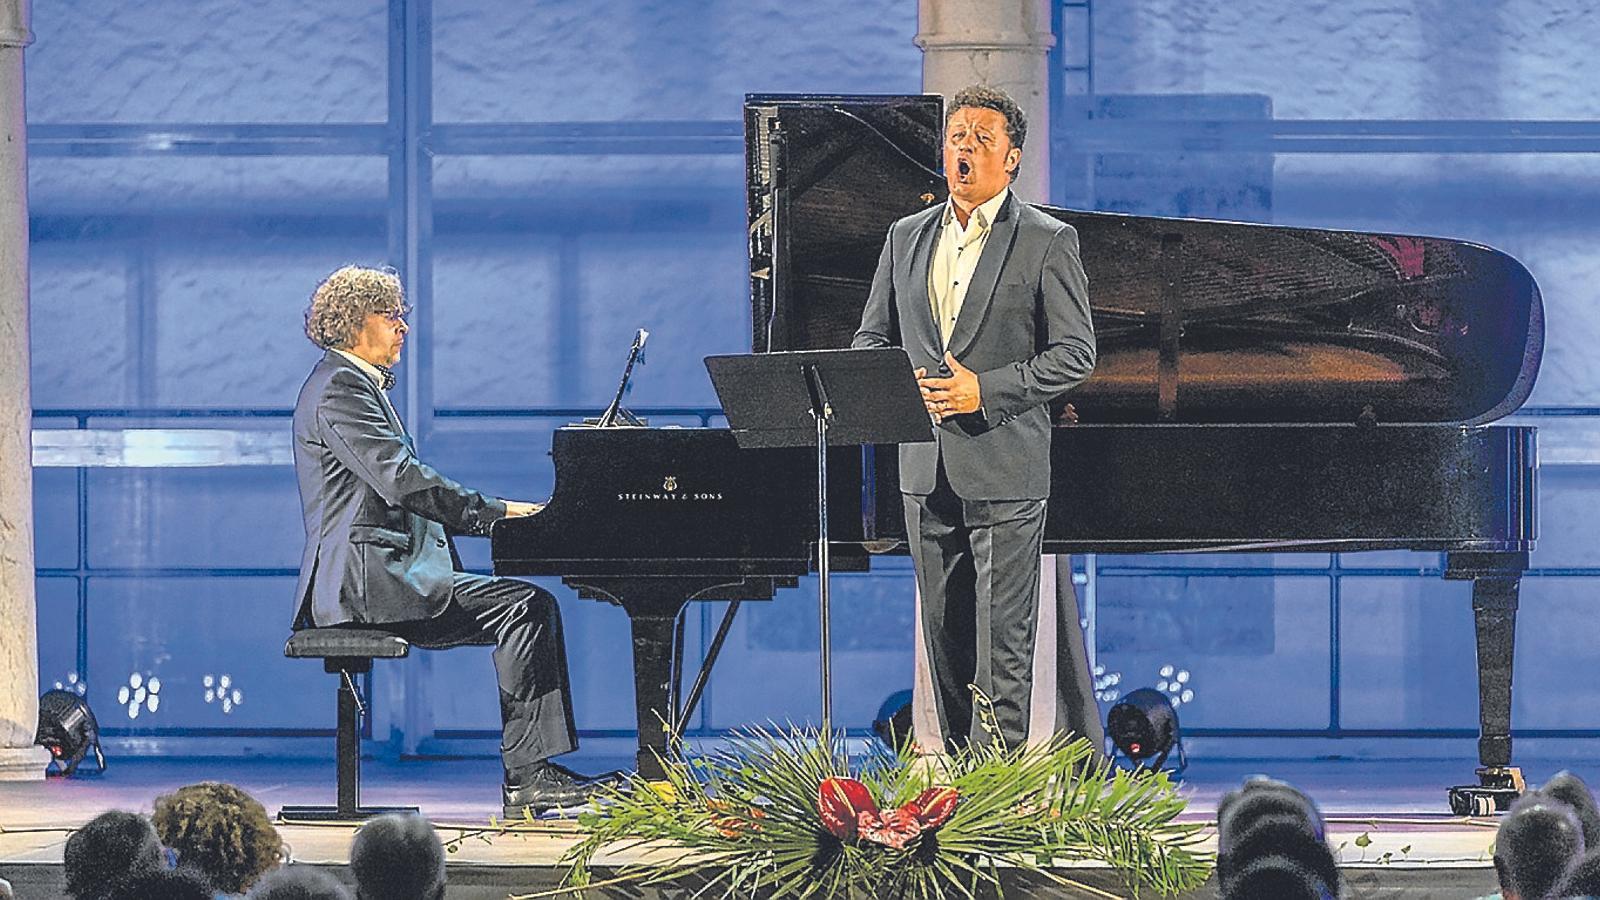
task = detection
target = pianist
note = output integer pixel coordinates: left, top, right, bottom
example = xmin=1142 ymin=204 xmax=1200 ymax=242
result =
xmin=852 ymin=86 xmax=1099 ymax=753
xmin=291 ymin=265 xmax=606 ymax=816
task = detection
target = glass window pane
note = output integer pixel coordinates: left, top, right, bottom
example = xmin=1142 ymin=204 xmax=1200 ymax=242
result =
xmin=708 ymin=571 xmax=915 ymax=731
xmin=87 ymin=459 xmax=302 ymax=570
xmin=86 ymin=576 xmax=326 ymax=732
xmin=434 ymin=0 xmax=920 ymax=122
xmin=37 ymin=577 xmax=81 ymax=698
xmin=28 ymin=0 xmax=389 ymax=123
xmin=1091 ymin=3 xmax=1600 ymax=120
xmin=30 ymin=244 xmax=132 ymax=408
xmin=1338 ymin=576 xmax=1477 ymax=730
xmin=31 ymin=448 xmax=80 ymax=570
xmin=431 ymin=155 xmax=751 ymax=409
xmin=30 ymin=156 xmax=390 ymax=408
xmin=1510 ymin=576 xmax=1600 ymax=730
xmin=1094 ymin=574 xmax=1331 ymax=729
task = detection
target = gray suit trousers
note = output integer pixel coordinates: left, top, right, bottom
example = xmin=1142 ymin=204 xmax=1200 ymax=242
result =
xmin=386 ymin=573 xmax=578 ymax=774
xmin=905 ymin=465 xmax=1106 ymax=754
xmin=905 ymin=462 xmax=1049 ymax=752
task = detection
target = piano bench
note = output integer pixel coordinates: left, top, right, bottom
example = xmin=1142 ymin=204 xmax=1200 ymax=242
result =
xmin=279 ymin=628 xmax=416 ymax=822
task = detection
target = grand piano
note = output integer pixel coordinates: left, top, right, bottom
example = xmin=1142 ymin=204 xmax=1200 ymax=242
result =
xmin=493 ymin=94 xmax=1542 ymax=810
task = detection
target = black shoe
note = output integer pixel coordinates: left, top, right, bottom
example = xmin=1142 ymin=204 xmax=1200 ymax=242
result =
xmin=543 ymin=761 xmax=630 ymax=786
xmin=502 ymin=763 xmax=610 ymax=819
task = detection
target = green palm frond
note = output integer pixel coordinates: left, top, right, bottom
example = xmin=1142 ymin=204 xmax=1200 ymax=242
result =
xmin=547 ymin=723 xmax=1211 ymax=900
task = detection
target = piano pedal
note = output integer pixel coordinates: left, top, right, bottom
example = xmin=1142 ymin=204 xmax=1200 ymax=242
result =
xmin=1447 ymin=766 xmax=1525 ymax=816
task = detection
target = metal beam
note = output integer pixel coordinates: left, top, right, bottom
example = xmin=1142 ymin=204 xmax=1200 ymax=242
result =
xmin=1054 ymin=119 xmax=1600 ymax=154
xmin=29 ymin=123 xmax=389 ymax=157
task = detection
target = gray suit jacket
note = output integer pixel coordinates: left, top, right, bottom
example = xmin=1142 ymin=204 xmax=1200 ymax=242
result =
xmin=852 ymin=194 xmax=1095 ymax=500
xmin=291 ymin=351 xmax=506 ymax=627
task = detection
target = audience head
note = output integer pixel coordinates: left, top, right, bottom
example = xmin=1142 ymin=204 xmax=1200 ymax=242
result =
xmin=247 ymin=865 xmax=353 ymax=899
xmin=1216 ymin=812 xmax=1339 ymax=895
xmin=1543 ymin=771 xmax=1600 ymax=850
xmin=1494 ymin=791 xmax=1584 ymax=900
xmin=1217 ymin=776 xmax=1326 ymax=843
xmin=1557 ymin=847 xmax=1600 ymax=898
xmin=104 ymin=866 xmax=214 ymax=900
xmin=349 ymin=813 xmax=447 ymax=900
xmin=151 ymin=781 xmax=283 ymax=895
xmin=1220 ymin=855 xmax=1334 ymax=900
xmin=64 ymin=810 xmax=167 ymax=900
xmin=1215 ymin=776 xmax=1339 ymax=900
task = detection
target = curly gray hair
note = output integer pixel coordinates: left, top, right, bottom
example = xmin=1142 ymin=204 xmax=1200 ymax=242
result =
xmin=303 ymin=265 xmax=408 ymax=350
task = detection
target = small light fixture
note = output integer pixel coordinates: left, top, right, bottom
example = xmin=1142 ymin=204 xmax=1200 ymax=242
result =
xmin=1106 ymin=687 xmax=1186 ymax=774
xmin=35 ymin=689 xmax=106 ymax=777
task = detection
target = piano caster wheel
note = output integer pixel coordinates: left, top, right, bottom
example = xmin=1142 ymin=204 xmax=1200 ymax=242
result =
xmin=1448 ymin=766 xmax=1525 ymax=816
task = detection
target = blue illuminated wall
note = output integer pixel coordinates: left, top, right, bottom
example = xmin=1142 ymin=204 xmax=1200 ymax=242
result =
xmin=27 ymin=0 xmax=1600 ymax=757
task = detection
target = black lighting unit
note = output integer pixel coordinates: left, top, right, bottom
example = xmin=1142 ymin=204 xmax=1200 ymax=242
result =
xmin=871 ymin=689 xmax=915 ymax=752
xmin=35 ymin=688 xmax=106 ymax=777
xmin=1106 ymin=687 xmax=1186 ymax=775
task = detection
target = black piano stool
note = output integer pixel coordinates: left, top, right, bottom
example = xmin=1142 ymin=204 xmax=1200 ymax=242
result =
xmin=279 ymin=628 xmax=416 ymax=822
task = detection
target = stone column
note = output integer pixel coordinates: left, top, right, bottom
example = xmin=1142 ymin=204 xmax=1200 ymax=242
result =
xmin=0 ymin=0 xmax=45 ymax=781
xmin=916 ymin=0 xmax=1056 ymax=203
xmin=912 ymin=2 xmax=1082 ymax=753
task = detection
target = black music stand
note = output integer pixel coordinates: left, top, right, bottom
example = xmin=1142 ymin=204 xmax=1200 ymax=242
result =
xmin=706 ymin=348 xmax=932 ymax=737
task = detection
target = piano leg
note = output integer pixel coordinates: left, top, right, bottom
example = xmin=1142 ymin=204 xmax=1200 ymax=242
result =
xmin=627 ymin=608 xmax=685 ymax=781
xmin=568 ymin=576 xmax=768 ymax=781
xmin=1445 ymin=551 xmax=1529 ymax=815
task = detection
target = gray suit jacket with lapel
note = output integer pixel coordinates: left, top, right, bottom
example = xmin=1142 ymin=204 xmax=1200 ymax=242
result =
xmin=852 ymin=193 xmax=1095 ymax=500
xmin=291 ymin=351 xmax=506 ymax=627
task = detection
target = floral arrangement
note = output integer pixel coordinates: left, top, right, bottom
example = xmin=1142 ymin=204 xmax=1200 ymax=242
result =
xmin=528 ymin=722 xmax=1211 ymax=900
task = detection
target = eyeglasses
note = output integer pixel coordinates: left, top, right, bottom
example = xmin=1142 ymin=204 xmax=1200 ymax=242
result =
xmin=377 ymin=305 xmax=413 ymax=326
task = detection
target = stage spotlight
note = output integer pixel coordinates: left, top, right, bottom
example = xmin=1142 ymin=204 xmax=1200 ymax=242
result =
xmin=35 ymin=688 xmax=106 ymax=777
xmin=1107 ymin=687 xmax=1186 ymax=774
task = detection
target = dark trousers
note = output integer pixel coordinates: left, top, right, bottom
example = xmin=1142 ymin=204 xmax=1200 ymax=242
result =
xmin=387 ymin=573 xmax=578 ymax=776
xmin=904 ymin=462 xmax=1049 ymax=751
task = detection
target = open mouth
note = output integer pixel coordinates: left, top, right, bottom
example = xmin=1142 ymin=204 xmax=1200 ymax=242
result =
xmin=956 ymin=158 xmax=972 ymax=180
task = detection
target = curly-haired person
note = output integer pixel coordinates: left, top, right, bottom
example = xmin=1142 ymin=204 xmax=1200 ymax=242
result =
xmin=151 ymin=782 xmax=282 ymax=896
xmin=292 ymin=265 xmax=612 ymax=816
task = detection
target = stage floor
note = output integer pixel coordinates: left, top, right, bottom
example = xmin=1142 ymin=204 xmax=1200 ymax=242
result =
xmin=3 ymin=751 xmax=1577 ymax=898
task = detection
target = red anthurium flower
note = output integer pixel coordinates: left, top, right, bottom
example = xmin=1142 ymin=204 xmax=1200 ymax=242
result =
xmin=818 ymin=777 xmax=878 ymax=840
xmin=858 ymin=806 xmax=925 ymax=850
xmin=912 ymin=786 xmax=959 ymax=828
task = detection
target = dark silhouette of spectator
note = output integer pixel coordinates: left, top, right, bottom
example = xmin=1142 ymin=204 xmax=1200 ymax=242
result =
xmin=104 ymin=866 xmax=214 ymax=900
xmin=1543 ymin=771 xmax=1600 ymax=850
xmin=1215 ymin=777 xmax=1339 ymax=900
xmin=1555 ymin=847 xmax=1600 ymax=898
xmin=349 ymin=813 xmax=446 ymax=900
xmin=1493 ymin=792 xmax=1584 ymax=900
xmin=247 ymin=865 xmax=353 ymax=899
xmin=1216 ymin=812 xmax=1339 ymax=894
xmin=64 ymin=810 xmax=167 ymax=900
xmin=1217 ymin=776 xmax=1326 ymax=841
xmin=151 ymin=782 xmax=283 ymax=896
xmin=1221 ymin=855 xmax=1334 ymax=900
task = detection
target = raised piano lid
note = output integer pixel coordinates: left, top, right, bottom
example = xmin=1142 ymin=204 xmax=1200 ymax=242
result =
xmin=745 ymin=93 xmax=1544 ymax=426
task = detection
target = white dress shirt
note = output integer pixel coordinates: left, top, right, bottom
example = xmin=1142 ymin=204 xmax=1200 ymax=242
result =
xmin=930 ymin=187 xmax=1010 ymax=347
